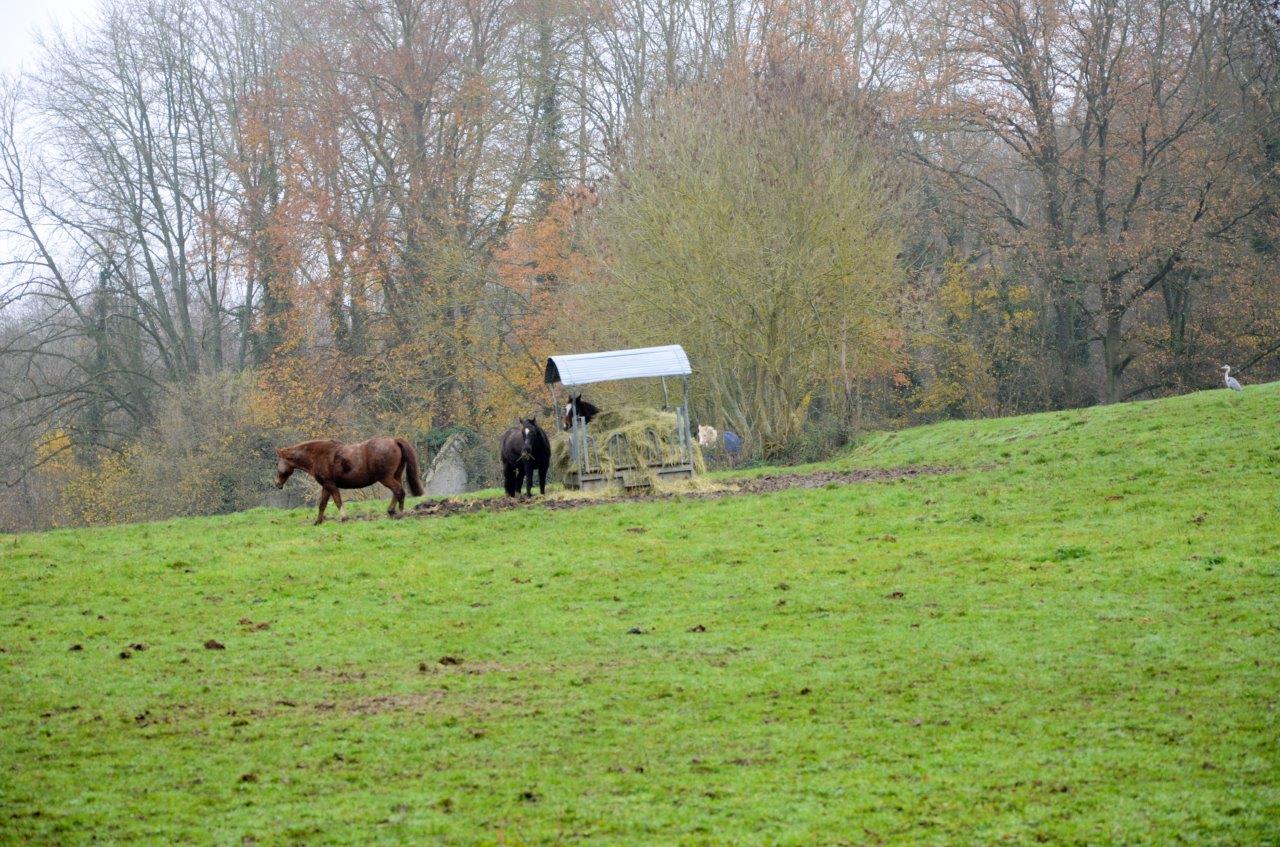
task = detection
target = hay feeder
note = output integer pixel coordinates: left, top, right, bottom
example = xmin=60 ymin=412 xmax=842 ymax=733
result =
xmin=545 ymin=345 xmax=698 ymax=491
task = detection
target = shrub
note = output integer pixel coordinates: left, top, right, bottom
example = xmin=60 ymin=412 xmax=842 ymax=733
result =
xmin=58 ymin=373 xmax=290 ymax=525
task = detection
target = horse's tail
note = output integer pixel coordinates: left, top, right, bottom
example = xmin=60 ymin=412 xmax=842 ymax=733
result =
xmin=397 ymin=438 xmax=425 ymax=496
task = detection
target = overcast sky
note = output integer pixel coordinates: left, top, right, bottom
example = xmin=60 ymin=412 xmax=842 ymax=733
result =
xmin=0 ymin=0 xmax=100 ymax=75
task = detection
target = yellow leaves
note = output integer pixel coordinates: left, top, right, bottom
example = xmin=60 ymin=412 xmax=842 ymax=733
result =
xmin=920 ymin=256 xmax=1047 ymax=419
xmin=35 ymin=430 xmax=74 ymax=467
xmin=58 ymin=445 xmax=146 ymax=526
xmin=916 ymin=337 xmax=999 ymax=419
xmin=940 ymin=261 xmax=1025 ymax=325
xmin=41 ymin=373 xmax=304 ymax=527
xmin=256 ymin=350 xmax=354 ymax=436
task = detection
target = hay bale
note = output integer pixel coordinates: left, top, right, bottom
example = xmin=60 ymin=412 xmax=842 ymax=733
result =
xmin=551 ymin=406 xmax=705 ymax=487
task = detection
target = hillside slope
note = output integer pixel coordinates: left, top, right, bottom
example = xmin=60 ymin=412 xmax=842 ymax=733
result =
xmin=3 ymin=384 xmax=1278 ymax=845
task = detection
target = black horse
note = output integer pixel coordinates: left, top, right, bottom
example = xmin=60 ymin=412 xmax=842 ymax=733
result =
xmin=562 ymin=394 xmax=600 ymax=431
xmin=500 ymin=417 xmax=551 ymax=497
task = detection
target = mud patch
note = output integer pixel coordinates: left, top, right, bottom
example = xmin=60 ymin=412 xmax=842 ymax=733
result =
xmin=405 ymin=465 xmax=947 ymax=521
xmin=730 ymin=466 xmax=946 ymax=493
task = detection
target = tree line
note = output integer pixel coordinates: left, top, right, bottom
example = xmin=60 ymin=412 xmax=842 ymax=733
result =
xmin=1 ymin=0 xmax=1276 ymax=530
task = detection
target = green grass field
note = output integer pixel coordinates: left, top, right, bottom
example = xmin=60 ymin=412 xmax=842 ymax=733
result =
xmin=3 ymin=385 xmax=1278 ymax=845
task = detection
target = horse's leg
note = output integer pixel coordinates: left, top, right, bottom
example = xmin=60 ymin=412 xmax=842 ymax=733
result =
xmin=538 ymin=464 xmax=547 ymax=495
xmin=523 ymin=461 xmax=534 ymax=497
xmin=394 ymin=462 xmax=408 ymax=511
xmin=381 ymin=476 xmax=405 ymax=516
xmin=330 ymin=488 xmax=347 ymax=522
xmin=315 ymin=488 xmax=330 ymax=525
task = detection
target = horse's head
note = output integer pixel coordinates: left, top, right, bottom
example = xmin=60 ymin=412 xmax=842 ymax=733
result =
xmin=517 ymin=417 xmax=541 ymax=460
xmin=274 ymin=448 xmax=295 ymax=488
xmin=563 ymin=395 xmax=600 ymax=431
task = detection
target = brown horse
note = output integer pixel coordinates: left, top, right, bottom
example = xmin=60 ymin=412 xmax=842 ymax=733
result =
xmin=275 ymin=437 xmax=423 ymax=524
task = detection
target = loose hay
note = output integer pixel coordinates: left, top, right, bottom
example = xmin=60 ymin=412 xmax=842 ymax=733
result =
xmin=548 ymin=475 xmax=729 ymax=502
xmin=551 ymin=406 xmax=706 ymax=490
xmin=404 ymin=466 xmax=948 ymax=520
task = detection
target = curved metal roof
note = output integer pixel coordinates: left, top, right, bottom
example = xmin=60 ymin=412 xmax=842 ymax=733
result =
xmin=544 ymin=345 xmax=691 ymax=387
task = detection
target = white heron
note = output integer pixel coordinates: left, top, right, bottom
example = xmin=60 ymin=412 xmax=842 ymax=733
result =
xmin=1220 ymin=365 xmax=1243 ymax=392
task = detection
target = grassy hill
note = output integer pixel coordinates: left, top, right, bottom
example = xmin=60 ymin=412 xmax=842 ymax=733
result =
xmin=2 ymin=384 xmax=1277 ymax=845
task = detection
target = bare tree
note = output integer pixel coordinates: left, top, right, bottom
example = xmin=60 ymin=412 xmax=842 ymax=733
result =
xmin=909 ymin=0 xmax=1275 ymax=402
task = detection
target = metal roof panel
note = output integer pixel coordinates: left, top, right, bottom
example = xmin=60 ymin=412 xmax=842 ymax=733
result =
xmin=544 ymin=345 xmax=691 ymax=386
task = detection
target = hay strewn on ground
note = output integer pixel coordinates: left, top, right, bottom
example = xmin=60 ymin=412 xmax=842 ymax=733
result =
xmin=551 ymin=406 xmax=705 ymax=488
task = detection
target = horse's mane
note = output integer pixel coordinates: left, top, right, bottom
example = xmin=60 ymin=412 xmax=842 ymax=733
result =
xmin=281 ymin=439 xmax=342 ymax=468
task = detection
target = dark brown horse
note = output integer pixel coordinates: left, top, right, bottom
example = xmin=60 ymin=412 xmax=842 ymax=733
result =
xmin=500 ymin=417 xmax=551 ymax=497
xmin=562 ymin=395 xmax=600 ymax=431
xmin=275 ymin=437 xmax=423 ymax=524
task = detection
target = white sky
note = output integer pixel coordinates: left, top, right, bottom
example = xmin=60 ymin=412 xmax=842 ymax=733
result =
xmin=0 ymin=0 xmax=100 ymax=75
xmin=0 ymin=0 xmax=100 ymax=310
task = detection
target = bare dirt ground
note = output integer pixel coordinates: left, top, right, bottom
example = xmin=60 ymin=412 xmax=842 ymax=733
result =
xmin=404 ymin=465 xmax=949 ymax=520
